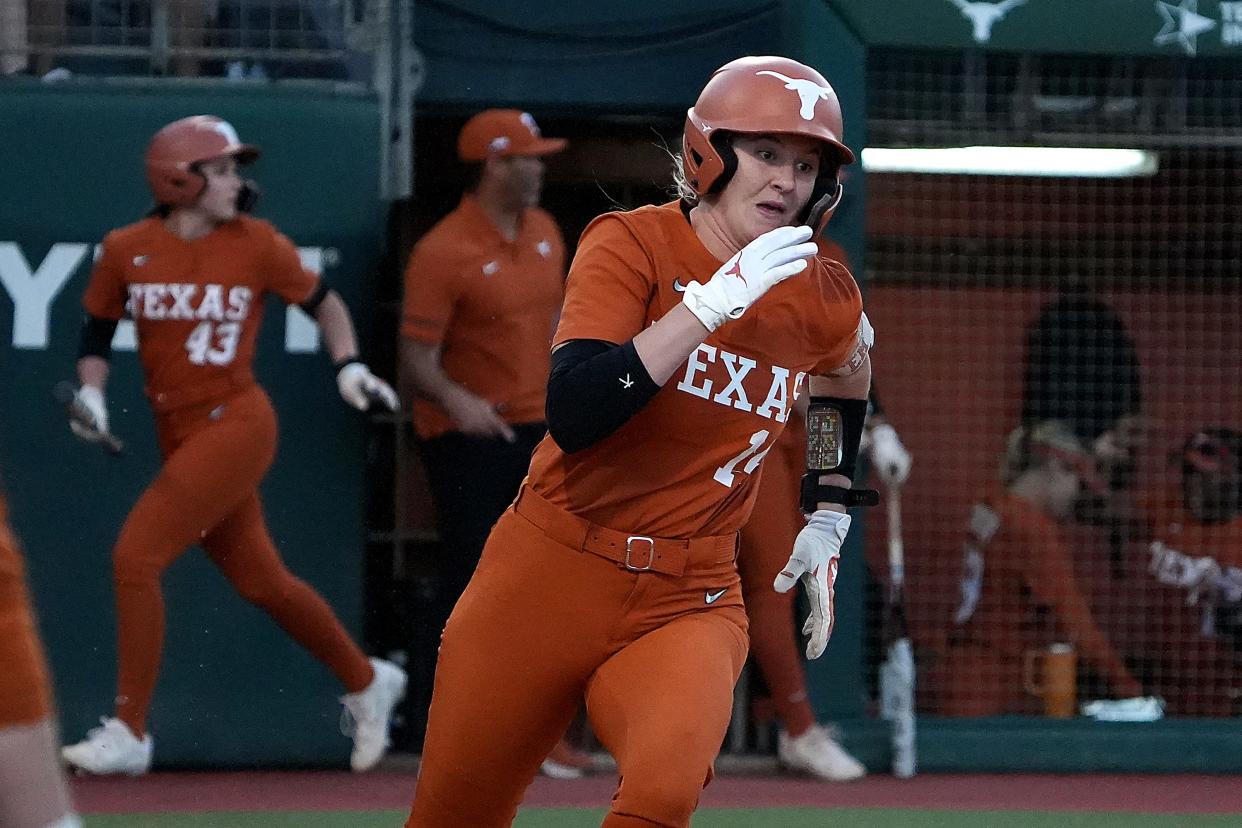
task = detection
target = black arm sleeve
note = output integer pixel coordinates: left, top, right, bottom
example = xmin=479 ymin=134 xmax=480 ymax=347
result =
xmin=545 ymin=338 xmax=661 ymax=454
xmin=299 ymin=281 xmax=331 ymax=315
xmin=77 ymin=315 xmax=119 ymax=361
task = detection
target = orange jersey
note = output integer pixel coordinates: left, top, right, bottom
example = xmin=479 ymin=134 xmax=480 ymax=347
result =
xmin=951 ymin=487 xmax=1140 ymax=695
xmin=1133 ymin=495 xmax=1242 ymax=714
xmin=401 ymin=195 xmax=565 ymax=438
xmin=526 ymin=202 xmax=862 ymax=539
xmin=1141 ymin=494 xmax=1242 ymax=640
xmin=82 ymin=215 xmax=318 ymax=410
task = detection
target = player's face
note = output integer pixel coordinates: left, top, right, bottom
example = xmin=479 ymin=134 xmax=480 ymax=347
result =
xmin=503 ymin=154 xmax=546 ymax=208
xmin=720 ymin=133 xmax=821 ymax=242
xmin=196 ymin=155 xmax=244 ymax=223
xmin=1044 ymin=460 xmax=1081 ymax=519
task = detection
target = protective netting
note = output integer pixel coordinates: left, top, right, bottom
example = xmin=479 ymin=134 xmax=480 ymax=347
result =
xmin=862 ymin=48 xmax=1242 ymax=720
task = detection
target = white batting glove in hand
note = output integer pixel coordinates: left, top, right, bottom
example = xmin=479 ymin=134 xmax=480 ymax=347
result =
xmin=870 ymin=423 xmax=912 ymax=485
xmin=773 ymin=509 xmax=852 ymax=659
xmin=69 ymin=385 xmax=109 ymax=443
xmin=680 ymin=225 xmax=818 ymax=332
xmin=337 ymin=362 xmax=399 ymax=412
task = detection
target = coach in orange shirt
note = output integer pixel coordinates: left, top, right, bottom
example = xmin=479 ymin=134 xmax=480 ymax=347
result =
xmin=61 ymin=115 xmax=407 ymax=776
xmin=400 ymin=109 xmax=587 ymax=776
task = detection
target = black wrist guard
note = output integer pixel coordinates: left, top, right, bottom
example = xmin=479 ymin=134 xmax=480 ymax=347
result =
xmin=333 ymin=356 xmax=361 ymax=374
xmin=800 ymin=474 xmax=880 ymax=512
xmin=806 ymin=396 xmax=868 ymax=479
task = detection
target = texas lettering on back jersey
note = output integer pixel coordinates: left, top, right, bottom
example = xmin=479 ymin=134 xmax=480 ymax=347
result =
xmin=527 ymin=201 xmax=863 ymax=538
xmin=82 ymin=216 xmax=318 ymax=408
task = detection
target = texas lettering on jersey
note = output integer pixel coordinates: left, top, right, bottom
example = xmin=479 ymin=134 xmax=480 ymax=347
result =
xmin=83 ymin=215 xmax=318 ymax=406
xmin=124 ymin=283 xmax=253 ymax=323
xmin=675 ymin=342 xmax=805 ymax=426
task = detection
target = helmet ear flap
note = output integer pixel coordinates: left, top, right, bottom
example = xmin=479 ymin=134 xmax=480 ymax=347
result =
xmin=704 ymin=132 xmax=737 ymax=195
xmin=801 ymin=150 xmax=847 ymax=231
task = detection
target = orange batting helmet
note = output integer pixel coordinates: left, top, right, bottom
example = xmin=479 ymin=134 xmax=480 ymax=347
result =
xmin=145 ymin=115 xmax=260 ymax=207
xmin=683 ymin=56 xmax=854 ymax=231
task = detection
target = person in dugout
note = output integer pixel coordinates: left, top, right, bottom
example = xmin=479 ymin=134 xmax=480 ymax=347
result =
xmin=1130 ymin=427 xmax=1242 ymax=716
xmin=940 ymin=420 xmax=1144 ymax=716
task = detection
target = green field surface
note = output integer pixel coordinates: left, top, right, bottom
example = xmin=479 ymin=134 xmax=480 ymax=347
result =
xmin=82 ymin=809 xmax=1242 ymax=827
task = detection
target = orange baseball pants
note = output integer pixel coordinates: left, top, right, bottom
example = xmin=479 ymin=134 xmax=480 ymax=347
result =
xmin=0 ymin=519 xmax=53 ymax=726
xmin=111 ymin=385 xmax=373 ymax=735
xmin=407 ymin=487 xmax=749 ymax=828
xmin=737 ymin=422 xmax=817 ymax=737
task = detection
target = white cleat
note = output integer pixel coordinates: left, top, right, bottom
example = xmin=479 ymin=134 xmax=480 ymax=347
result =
xmin=62 ymin=717 xmax=152 ymax=776
xmin=777 ymin=724 xmax=866 ymax=782
xmin=340 ymin=658 xmax=408 ymax=772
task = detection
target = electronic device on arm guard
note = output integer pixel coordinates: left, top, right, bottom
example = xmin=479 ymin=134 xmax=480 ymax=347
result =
xmin=801 ymin=396 xmax=879 ymax=512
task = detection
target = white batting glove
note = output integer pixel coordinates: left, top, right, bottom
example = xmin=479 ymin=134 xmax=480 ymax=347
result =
xmin=869 ymin=423 xmax=912 ymax=485
xmin=773 ymin=509 xmax=852 ymax=659
xmin=69 ymin=385 xmax=109 ymax=443
xmin=336 ymin=362 xmax=399 ymax=412
xmin=680 ymin=225 xmax=818 ymax=331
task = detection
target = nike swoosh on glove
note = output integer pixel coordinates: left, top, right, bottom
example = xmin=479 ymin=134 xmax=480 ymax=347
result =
xmin=69 ymin=385 xmax=110 ymax=443
xmin=337 ymin=362 xmax=400 ymax=412
xmin=680 ymin=225 xmax=818 ymax=332
xmin=773 ymin=509 xmax=852 ymax=659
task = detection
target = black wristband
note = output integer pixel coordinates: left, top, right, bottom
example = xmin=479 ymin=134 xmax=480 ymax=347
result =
xmin=333 ymin=357 xmax=361 ymax=375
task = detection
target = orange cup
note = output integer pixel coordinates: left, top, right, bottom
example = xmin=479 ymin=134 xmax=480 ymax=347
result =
xmin=1024 ymin=643 xmax=1077 ymax=718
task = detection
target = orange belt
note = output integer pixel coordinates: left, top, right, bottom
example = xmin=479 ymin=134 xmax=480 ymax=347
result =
xmin=512 ymin=485 xmax=738 ymax=577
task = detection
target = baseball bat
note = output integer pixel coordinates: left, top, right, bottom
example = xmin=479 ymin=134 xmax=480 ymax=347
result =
xmin=53 ymin=381 xmax=124 ymax=456
xmin=879 ymin=481 xmax=917 ymax=778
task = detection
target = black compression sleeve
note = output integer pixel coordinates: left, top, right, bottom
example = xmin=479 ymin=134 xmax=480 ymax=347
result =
xmin=299 ymin=281 xmax=331 ymax=315
xmin=77 ymin=315 xmax=118 ymax=360
xmin=546 ymin=338 xmax=661 ymax=454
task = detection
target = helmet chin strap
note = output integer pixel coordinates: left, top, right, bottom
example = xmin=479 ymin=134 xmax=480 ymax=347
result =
xmin=802 ymin=178 xmax=843 ymax=229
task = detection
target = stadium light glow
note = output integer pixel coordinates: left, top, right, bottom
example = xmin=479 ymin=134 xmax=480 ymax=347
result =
xmin=860 ymin=146 xmax=1159 ymax=178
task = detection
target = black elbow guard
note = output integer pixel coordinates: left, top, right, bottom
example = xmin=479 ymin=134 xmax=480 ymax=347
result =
xmin=546 ymin=339 xmax=660 ymax=453
xmin=77 ymin=315 xmax=119 ymax=360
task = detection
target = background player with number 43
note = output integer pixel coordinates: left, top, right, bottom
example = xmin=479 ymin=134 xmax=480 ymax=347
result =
xmin=60 ymin=115 xmax=407 ymax=777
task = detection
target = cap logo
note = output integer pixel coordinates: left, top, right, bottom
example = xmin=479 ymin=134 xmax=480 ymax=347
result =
xmin=488 ymin=136 xmax=511 ymax=153
xmin=199 ymin=117 xmax=242 ymax=145
xmin=756 ymin=70 xmax=834 ymax=121
xmin=520 ymin=112 xmax=541 ymax=137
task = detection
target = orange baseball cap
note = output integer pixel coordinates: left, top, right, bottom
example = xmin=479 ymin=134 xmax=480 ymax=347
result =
xmin=457 ymin=109 xmax=567 ymax=162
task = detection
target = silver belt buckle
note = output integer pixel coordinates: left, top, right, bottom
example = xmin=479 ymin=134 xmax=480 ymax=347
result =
xmin=624 ymin=535 xmax=655 ymax=571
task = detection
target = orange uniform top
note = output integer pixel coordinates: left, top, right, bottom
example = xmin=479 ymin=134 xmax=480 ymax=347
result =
xmin=1143 ymin=495 xmax=1242 ymax=636
xmin=401 ymin=195 xmax=565 ymax=438
xmin=952 ymin=487 xmax=1141 ymax=696
xmin=526 ymin=202 xmax=863 ymax=539
xmin=82 ymin=216 xmax=318 ymax=411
